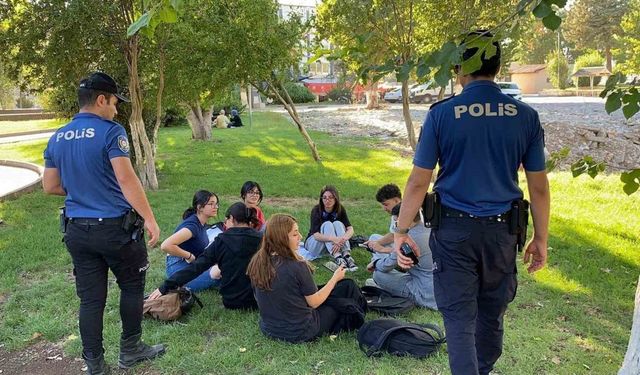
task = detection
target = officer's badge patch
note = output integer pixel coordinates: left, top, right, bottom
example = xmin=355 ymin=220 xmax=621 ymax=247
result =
xmin=117 ymin=135 xmax=130 ymax=153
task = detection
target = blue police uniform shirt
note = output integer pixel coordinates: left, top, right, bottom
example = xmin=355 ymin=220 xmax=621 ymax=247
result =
xmin=43 ymin=113 xmax=131 ymax=218
xmin=173 ymin=214 xmax=208 ymax=257
xmin=414 ymin=80 xmax=545 ymax=216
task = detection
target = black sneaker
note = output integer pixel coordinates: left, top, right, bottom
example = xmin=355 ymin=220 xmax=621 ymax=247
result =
xmin=334 ymin=255 xmax=348 ymax=269
xmin=343 ymin=254 xmax=358 ymax=272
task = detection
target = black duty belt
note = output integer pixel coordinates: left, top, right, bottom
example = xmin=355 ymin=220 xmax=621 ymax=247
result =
xmin=68 ymin=217 xmax=124 ymax=226
xmin=442 ymin=206 xmax=510 ymax=222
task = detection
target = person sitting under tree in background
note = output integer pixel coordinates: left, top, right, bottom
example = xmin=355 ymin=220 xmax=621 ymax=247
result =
xmin=215 ymin=109 xmax=231 ymax=129
xmin=229 ymin=109 xmax=243 ymax=127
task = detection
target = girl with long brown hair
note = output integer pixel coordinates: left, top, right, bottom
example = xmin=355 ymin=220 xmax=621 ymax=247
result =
xmin=247 ymin=214 xmax=364 ymax=343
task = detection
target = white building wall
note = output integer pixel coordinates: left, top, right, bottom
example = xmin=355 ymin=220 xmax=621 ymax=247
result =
xmin=277 ymin=0 xmax=333 ymax=77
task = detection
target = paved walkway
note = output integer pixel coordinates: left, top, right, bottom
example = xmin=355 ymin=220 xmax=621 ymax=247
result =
xmin=0 ymin=131 xmax=54 ymax=145
xmin=0 ymin=165 xmax=41 ymax=197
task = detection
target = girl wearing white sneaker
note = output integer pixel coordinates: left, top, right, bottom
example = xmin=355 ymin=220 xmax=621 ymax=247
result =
xmin=303 ymin=185 xmax=358 ymax=271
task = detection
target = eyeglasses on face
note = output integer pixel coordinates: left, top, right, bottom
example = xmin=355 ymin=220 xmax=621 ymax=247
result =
xmin=206 ymin=202 xmax=219 ymax=207
xmin=322 ymin=195 xmax=335 ymax=201
xmin=247 ymin=190 xmax=261 ymax=196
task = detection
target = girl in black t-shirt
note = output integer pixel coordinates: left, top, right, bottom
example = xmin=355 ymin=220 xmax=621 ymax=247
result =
xmin=303 ymin=185 xmax=357 ymax=271
xmin=248 ymin=214 xmax=365 ymax=343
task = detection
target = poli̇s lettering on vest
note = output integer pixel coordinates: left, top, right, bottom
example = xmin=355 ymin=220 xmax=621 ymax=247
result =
xmin=56 ymin=128 xmax=95 ymax=142
xmin=453 ymin=103 xmax=518 ymax=119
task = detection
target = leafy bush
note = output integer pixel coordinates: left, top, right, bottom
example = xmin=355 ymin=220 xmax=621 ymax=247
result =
xmin=326 ymin=86 xmax=352 ymax=103
xmin=162 ymin=107 xmax=188 ymax=127
xmin=546 ymin=52 xmax=570 ymax=89
xmin=574 ymin=50 xmax=605 ymax=87
xmin=268 ymin=82 xmax=315 ymax=103
xmin=16 ymin=95 xmax=35 ymax=108
xmin=211 ymin=85 xmax=245 ymax=114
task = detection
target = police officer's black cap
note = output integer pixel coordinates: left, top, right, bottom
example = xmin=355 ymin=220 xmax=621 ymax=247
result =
xmin=79 ymin=72 xmax=130 ymax=103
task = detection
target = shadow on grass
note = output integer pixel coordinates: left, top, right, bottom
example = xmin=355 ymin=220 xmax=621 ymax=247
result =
xmin=1 ymin=112 xmax=638 ymax=374
xmin=499 ymin=214 xmax=639 ymax=373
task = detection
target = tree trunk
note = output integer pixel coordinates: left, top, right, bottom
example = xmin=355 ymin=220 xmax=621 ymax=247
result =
xmin=186 ymin=103 xmax=213 ymax=140
xmin=125 ymin=35 xmax=158 ymax=190
xmin=152 ymin=44 xmax=165 ymax=157
xmin=605 ymin=46 xmax=613 ymax=73
xmin=401 ymin=80 xmax=417 ymax=150
xmin=438 ymin=86 xmax=445 ymax=101
xmin=365 ymin=80 xmax=380 ymax=109
xmin=619 ymin=276 xmax=640 ymax=374
xmin=256 ymin=79 xmax=321 ymax=162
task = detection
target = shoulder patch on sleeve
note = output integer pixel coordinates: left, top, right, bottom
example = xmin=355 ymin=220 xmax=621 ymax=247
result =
xmin=428 ymin=94 xmax=456 ymax=110
xmin=117 ymin=135 xmax=130 ymax=153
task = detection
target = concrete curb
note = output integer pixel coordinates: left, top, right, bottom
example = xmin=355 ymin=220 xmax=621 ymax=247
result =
xmin=0 ymin=160 xmax=44 ymax=201
xmin=0 ymin=128 xmax=58 ymax=139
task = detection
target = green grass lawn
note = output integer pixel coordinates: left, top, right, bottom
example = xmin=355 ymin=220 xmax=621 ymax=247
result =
xmin=0 ymin=118 xmax=67 ymax=136
xmin=0 ymin=112 xmax=639 ymax=374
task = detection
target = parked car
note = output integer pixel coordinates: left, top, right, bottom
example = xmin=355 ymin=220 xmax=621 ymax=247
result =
xmin=383 ymin=87 xmax=403 ymax=103
xmin=384 ymin=80 xmax=455 ymax=103
xmin=497 ymin=82 xmax=522 ymax=101
xmin=410 ymin=80 xmax=454 ymax=103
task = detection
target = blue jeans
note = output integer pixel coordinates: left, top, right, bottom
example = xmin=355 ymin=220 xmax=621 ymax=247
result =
xmin=166 ymin=255 xmax=220 ymax=292
xmin=369 ymin=234 xmax=438 ymax=310
xmin=303 ymin=221 xmax=351 ymax=260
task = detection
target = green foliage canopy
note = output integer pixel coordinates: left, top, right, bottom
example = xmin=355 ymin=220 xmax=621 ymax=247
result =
xmin=564 ymin=0 xmax=628 ymax=71
xmin=546 ymin=51 xmax=570 ymax=89
xmin=616 ymin=0 xmax=640 ymax=75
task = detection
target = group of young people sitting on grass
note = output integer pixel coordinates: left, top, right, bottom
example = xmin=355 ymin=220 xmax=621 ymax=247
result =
xmin=147 ymin=181 xmax=437 ymax=342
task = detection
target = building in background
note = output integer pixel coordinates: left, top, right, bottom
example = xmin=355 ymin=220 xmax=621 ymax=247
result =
xmin=508 ymin=64 xmax=552 ymax=94
xmin=278 ymin=0 xmax=333 ymax=78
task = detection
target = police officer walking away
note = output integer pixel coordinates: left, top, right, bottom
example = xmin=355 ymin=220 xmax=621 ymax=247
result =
xmin=42 ymin=72 xmax=165 ymax=374
xmin=393 ymin=31 xmax=550 ymax=375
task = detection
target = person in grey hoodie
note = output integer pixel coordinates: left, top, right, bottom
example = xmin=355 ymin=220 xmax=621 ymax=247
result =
xmin=366 ymin=203 xmax=437 ymax=310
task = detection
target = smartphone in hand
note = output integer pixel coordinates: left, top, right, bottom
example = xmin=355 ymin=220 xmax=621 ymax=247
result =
xmin=358 ymin=243 xmax=374 ymax=253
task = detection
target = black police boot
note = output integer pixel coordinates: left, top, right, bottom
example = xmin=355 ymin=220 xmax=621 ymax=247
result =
xmin=118 ymin=334 xmax=166 ymax=369
xmin=82 ymin=351 xmax=110 ymax=375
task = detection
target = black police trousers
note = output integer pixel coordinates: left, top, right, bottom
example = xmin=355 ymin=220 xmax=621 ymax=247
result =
xmin=64 ymin=221 xmax=149 ymax=359
xmin=430 ymin=215 xmax=518 ymax=375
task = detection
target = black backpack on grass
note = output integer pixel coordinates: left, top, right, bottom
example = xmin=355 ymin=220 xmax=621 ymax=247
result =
xmin=360 ymin=286 xmax=415 ymax=316
xmin=357 ymin=319 xmax=446 ymax=358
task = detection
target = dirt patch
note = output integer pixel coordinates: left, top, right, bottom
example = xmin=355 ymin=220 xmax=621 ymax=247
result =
xmin=265 ymin=197 xmax=316 ymax=208
xmin=294 ymin=100 xmax=640 ymax=171
xmin=0 ymin=340 xmax=161 ymax=375
xmin=0 ymin=341 xmax=83 ymax=375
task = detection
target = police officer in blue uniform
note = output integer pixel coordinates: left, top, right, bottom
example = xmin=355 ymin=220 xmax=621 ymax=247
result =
xmin=393 ymin=32 xmax=550 ymax=375
xmin=42 ymin=72 xmax=165 ymax=374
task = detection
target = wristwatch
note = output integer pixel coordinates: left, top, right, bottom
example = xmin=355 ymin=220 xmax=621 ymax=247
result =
xmin=393 ymin=222 xmax=409 ymax=234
